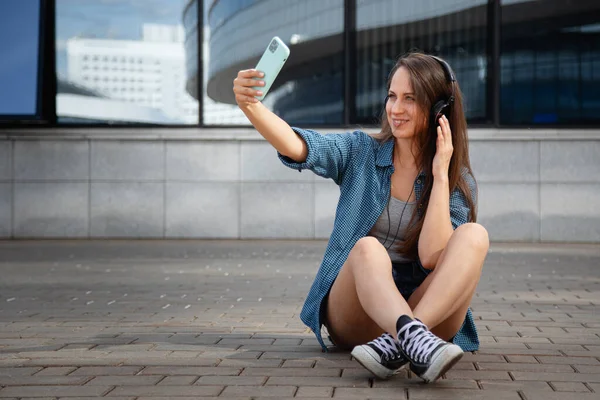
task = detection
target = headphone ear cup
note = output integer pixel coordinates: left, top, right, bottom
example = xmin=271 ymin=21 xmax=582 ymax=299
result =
xmin=431 ymin=100 xmax=449 ymax=127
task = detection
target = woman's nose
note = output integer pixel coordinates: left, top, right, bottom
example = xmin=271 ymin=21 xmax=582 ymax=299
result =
xmin=391 ymin=99 xmax=405 ymax=114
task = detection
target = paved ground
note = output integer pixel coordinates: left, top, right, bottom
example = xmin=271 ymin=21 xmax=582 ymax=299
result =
xmin=0 ymin=240 xmax=599 ymax=400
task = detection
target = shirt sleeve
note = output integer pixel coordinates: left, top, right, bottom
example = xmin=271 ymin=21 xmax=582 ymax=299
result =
xmin=449 ymin=170 xmax=477 ymax=229
xmin=277 ymin=127 xmax=360 ymax=185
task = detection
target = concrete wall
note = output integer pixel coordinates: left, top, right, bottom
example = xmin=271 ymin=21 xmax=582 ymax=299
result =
xmin=1 ymin=128 xmax=599 ymax=242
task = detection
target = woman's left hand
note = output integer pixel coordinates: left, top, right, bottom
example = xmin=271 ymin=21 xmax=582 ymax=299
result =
xmin=432 ymin=115 xmax=453 ymax=179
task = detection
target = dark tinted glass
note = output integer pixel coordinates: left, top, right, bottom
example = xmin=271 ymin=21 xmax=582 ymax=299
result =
xmin=501 ymin=0 xmax=600 ymax=125
xmin=0 ymin=0 xmax=41 ymax=117
xmin=355 ymin=0 xmax=488 ymax=124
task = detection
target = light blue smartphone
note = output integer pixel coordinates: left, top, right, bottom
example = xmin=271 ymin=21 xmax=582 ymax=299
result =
xmin=252 ymin=36 xmax=290 ymax=101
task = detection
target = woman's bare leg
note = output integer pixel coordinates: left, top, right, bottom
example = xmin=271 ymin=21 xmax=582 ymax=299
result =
xmin=325 ymin=236 xmax=413 ymax=348
xmin=407 ymin=223 xmax=489 ymax=340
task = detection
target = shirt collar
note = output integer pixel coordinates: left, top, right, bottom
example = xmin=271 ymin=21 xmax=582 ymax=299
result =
xmin=375 ymin=139 xmax=394 ymax=167
xmin=375 ymin=139 xmax=427 ymax=181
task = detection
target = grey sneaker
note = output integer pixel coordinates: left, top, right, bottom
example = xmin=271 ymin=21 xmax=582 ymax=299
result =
xmin=397 ymin=319 xmax=463 ymax=383
xmin=351 ymin=333 xmax=409 ymax=379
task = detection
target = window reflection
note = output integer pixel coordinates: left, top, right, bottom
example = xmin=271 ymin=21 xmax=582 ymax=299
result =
xmin=355 ymin=0 xmax=488 ymax=124
xmin=208 ymin=0 xmax=259 ymax=31
xmin=55 ymin=0 xmax=198 ymax=124
xmin=500 ymin=0 xmax=600 ymax=125
xmin=203 ymin=0 xmax=345 ymax=125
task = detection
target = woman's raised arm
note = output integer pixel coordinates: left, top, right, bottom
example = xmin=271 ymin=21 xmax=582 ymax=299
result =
xmin=233 ymin=69 xmax=307 ymax=162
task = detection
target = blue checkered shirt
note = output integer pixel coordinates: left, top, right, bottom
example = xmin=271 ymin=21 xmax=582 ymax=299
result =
xmin=278 ymin=127 xmax=479 ymax=352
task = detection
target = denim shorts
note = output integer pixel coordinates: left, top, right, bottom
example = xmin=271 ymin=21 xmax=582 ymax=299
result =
xmin=391 ymin=260 xmax=432 ymax=301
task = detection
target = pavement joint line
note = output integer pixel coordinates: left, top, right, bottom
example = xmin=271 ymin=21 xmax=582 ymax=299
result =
xmin=583 ymin=382 xmax=595 ymax=393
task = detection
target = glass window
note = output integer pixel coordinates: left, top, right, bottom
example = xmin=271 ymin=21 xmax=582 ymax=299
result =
xmin=500 ymin=0 xmax=600 ymax=125
xmin=56 ymin=0 xmax=198 ymax=124
xmin=0 ymin=0 xmax=41 ymax=117
xmin=355 ymin=0 xmax=488 ymax=124
xmin=208 ymin=0 xmax=259 ymax=32
xmin=203 ymin=0 xmax=345 ymax=125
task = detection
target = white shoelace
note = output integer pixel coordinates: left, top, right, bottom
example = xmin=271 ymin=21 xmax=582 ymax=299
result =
xmin=397 ymin=320 xmax=444 ymax=364
xmin=370 ymin=333 xmax=402 ymax=360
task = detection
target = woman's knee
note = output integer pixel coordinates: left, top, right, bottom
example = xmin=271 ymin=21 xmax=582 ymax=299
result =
xmin=453 ymin=223 xmax=490 ymax=253
xmin=349 ymin=236 xmax=385 ymax=260
xmin=347 ymin=237 xmax=390 ymax=271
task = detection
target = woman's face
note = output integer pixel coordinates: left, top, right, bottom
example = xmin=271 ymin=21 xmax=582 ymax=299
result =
xmin=386 ymin=66 xmax=424 ymax=139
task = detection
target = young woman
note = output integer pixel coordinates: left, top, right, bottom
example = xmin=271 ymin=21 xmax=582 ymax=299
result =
xmin=232 ymin=51 xmax=489 ymax=383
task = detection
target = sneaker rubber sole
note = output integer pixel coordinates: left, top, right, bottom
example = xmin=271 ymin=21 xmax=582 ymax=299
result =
xmin=414 ymin=344 xmax=464 ymax=383
xmin=351 ymin=345 xmax=407 ymax=380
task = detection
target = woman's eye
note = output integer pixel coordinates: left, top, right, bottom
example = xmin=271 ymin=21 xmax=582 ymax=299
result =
xmin=387 ymin=94 xmax=395 ymax=100
xmin=406 ymin=96 xmax=414 ymax=101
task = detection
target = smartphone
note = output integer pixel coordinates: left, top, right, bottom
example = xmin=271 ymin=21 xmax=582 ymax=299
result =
xmin=252 ymin=36 xmax=290 ymax=101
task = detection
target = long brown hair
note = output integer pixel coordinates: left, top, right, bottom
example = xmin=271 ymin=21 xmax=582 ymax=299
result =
xmin=372 ymin=52 xmax=477 ymax=259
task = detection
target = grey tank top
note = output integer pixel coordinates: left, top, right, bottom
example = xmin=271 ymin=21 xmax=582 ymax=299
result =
xmin=369 ymin=196 xmax=416 ymax=263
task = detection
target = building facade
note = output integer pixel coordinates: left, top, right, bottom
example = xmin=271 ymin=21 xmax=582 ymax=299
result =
xmin=0 ymin=0 xmax=599 ymax=242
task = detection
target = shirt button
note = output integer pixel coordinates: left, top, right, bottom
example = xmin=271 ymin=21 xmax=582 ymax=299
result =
xmin=417 ymin=179 xmax=421 ymax=184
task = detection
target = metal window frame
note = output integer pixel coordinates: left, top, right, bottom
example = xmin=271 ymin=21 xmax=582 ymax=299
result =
xmin=487 ymin=0 xmax=501 ymax=127
xmin=197 ymin=0 xmax=204 ymax=127
xmin=343 ymin=0 xmax=357 ymax=127
xmin=40 ymin=0 xmax=57 ymax=125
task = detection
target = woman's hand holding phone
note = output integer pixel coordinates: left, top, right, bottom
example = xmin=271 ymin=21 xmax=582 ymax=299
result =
xmin=231 ymin=37 xmax=304 ymax=162
xmin=233 ymin=69 xmax=265 ymax=107
xmin=233 ymin=37 xmax=290 ymax=107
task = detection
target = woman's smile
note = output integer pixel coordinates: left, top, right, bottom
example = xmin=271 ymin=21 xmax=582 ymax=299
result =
xmin=391 ymin=118 xmax=409 ymax=128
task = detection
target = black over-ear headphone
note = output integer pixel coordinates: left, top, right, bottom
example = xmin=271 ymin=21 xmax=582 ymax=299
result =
xmin=428 ymin=55 xmax=456 ymax=129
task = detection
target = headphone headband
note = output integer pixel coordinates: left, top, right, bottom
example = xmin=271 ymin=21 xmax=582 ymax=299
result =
xmin=429 ymin=55 xmax=456 ymax=103
xmin=429 ymin=55 xmax=455 ymax=82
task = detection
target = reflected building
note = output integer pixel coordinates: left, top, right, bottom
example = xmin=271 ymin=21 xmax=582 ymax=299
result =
xmin=66 ymin=24 xmax=198 ymax=124
xmin=56 ymin=79 xmax=177 ymax=124
xmin=183 ymin=0 xmax=256 ymax=125
xmin=184 ymin=0 xmax=600 ymax=126
xmin=184 ymin=0 xmax=345 ymax=125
